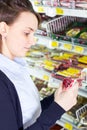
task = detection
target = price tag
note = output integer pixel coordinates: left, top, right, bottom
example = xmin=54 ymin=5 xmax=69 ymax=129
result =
xmin=64 ymin=123 xmax=73 ymax=130
xmin=38 ymin=6 xmax=44 ymax=13
xmin=43 ymin=75 xmax=49 ymax=81
xmin=74 ymin=46 xmax=84 ymax=53
xmin=56 ymin=8 xmax=64 ymax=15
xmin=34 ymin=0 xmax=39 ymax=5
xmin=64 ymin=43 xmax=72 ymax=50
xmin=50 ymin=41 xmax=59 ymax=48
xmin=48 ymin=77 xmax=62 ymax=88
xmin=44 ymin=60 xmax=53 ymax=66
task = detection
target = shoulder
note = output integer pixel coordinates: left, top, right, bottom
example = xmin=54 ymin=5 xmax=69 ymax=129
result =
xmin=0 ymin=70 xmax=19 ymax=100
xmin=0 ymin=70 xmax=12 ymax=83
xmin=0 ymin=70 xmax=15 ymax=93
xmin=0 ymin=70 xmax=16 ymax=97
xmin=0 ymin=70 xmax=23 ymax=127
xmin=0 ymin=70 xmax=23 ymax=130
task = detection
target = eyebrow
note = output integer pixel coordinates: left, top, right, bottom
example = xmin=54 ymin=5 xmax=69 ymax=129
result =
xmin=26 ymin=27 xmax=36 ymax=32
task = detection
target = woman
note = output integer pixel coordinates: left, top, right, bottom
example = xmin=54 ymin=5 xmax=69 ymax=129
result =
xmin=0 ymin=0 xmax=79 ymax=130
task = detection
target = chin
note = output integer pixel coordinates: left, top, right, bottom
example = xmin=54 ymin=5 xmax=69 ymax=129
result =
xmin=16 ymin=54 xmax=26 ymax=58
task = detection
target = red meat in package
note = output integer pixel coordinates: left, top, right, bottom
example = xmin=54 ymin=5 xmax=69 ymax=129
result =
xmin=60 ymin=0 xmax=76 ymax=8
xmin=76 ymin=0 xmax=87 ymax=9
xmin=62 ymin=77 xmax=83 ymax=90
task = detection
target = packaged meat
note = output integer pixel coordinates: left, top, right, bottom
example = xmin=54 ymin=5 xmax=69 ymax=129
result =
xmin=79 ymin=32 xmax=87 ymax=40
xmin=66 ymin=28 xmax=80 ymax=37
xmin=62 ymin=77 xmax=83 ymax=90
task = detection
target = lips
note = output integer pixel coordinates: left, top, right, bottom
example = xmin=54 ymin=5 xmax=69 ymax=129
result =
xmin=24 ymin=47 xmax=30 ymax=51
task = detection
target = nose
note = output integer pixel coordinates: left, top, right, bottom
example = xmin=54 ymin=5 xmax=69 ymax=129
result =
xmin=28 ymin=34 xmax=36 ymax=46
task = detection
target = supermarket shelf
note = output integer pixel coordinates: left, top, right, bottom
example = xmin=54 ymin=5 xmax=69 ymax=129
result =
xmin=25 ymin=64 xmax=51 ymax=82
xmin=26 ymin=59 xmax=87 ymax=129
xmin=79 ymin=82 xmax=87 ymax=98
xmin=29 ymin=1 xmax=87 ymax=129
xmin=35 ymin=35 xmax=52 ymax=48
xmin=59 ymin=40 xmax=87 ymax=55
xmin=48 ymin=76 xmax=87 ymax=98
xmin=31 ymin=1 xmax=87 ymax=18
xmin=25 ymin=58 xmax=87 ymax=98
xmin=56 ymin=113 xmax=79 ymax=130
xmin=35 ymin=35 xmax=87 ymax=55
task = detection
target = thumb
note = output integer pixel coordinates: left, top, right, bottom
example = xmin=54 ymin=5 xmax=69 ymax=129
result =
xmin=55 ymin=84 xmax=63 ymax=96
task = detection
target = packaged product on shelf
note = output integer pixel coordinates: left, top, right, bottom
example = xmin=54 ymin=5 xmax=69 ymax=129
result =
xmin=42 ymin=59 xmax=61 ymax=72
xmin=33 ymin=77 xmax=48 ymax=90
xmin=33 ymin=0 xmax=42 ymax=5
xmin=31 ymin=44 xmax=48 ymax=52
xmin=76 ymin=0 xmax=87 ymax=2
xmin=79 ymin=127 xmax=87 ymax=130
xmin=26 ymin=44 xmax=49 ymax=58
xmin=76 ymin=1 xmax=87 ymax=9
xmin=78 ymin=56 xmax=87 ymax=64
xmin=39 ymin=87 xmax=56 ymax=98
xmin=57 ymin=67 xmax=81 ymax=77
xmin=67 ymin=96 xmax=87 ymax=126
xmin=66 ymin=28 xmax=80 ymax=37
xmin=79 ymin=32 xmax=87 ymax=40
xmin=42 ymin=0 xmax=59 ymax=6
xmin=28 ymin=51 xmax=44 ymax=58
xmin=74 ymin=27 xmax=87 ymax=45
xmin=81 ymin=68 xmax=87 ymax=83
xmin=51 ymin=52 xmax=76 ymax=63
xmin=52 ymin=65 xmax=82 ymax=81
xmin=43 ymin=51 xmax=77 ymax=72
xmin=25 ymin=45 xmax=51 ymax=68
xmin=60 ymin=0 xmax=76 ymax=8
xmin=51 ymin=55 xmax=69 ymax=62
xmin=77 ymin=63 xmax=87 ymax=69
xmin=65 ymin=21 xmax=87 ymax=37
xmin=35 ymin=29 xmax=47 ymax=36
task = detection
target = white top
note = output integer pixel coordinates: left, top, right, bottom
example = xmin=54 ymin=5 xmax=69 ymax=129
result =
xmin=0 ymin=54 xmax=41 ymax=129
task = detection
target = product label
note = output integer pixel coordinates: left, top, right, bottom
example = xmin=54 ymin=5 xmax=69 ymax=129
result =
xmin=64 ymin=122 xmax=73 ymax=130
xmin=74 ymin=46 xmax=84 ymax=53
xmin=56 ymin=8 xmax=64 ymax=15
xmin=38 ymin=6 xmax=44 ymax=13
xmin=50 ymin=41 xmax=59 ymax=48
xmin=43 ymin=75 xmax=49 ymax=81
xmin=64 ymin=43 xmax=72 ymax=50
xmin=34 ymin=0 xmax=39 ymax=5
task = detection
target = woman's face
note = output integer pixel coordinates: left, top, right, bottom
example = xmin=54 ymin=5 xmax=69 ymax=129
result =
xmin=2 ymin=11 xmax=38 ymax=59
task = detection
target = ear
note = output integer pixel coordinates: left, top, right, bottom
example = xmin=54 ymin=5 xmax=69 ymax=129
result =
xmin=0 ymin=22 xmax=8 ymax=37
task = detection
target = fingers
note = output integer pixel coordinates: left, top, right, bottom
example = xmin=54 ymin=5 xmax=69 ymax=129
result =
xmin=67 ymin=80 xmax=79 ymax=91
xmin=67 ymin=82 xmax=79 ymax=97
xmin=72 ymin=96 xmax=77 ymax=106
xmin=55 ymin=81 xmax=79 ymax=96
xmin=55 ymin=84 xmax=62 ymax=96
xmin=54 ymin=83 xmax=78 ymax=111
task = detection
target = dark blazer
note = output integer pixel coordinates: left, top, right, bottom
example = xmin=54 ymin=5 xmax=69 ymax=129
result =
xmin=0 ymin=70 xmax=65 ymax=130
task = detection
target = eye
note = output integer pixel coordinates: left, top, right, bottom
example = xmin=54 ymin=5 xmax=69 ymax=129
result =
xmin=24 ymin=32 xmax=30 ymax=36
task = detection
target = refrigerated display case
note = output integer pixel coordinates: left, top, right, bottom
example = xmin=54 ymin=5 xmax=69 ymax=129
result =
xmin=26 ymin=1 xmax=87 ymax=129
